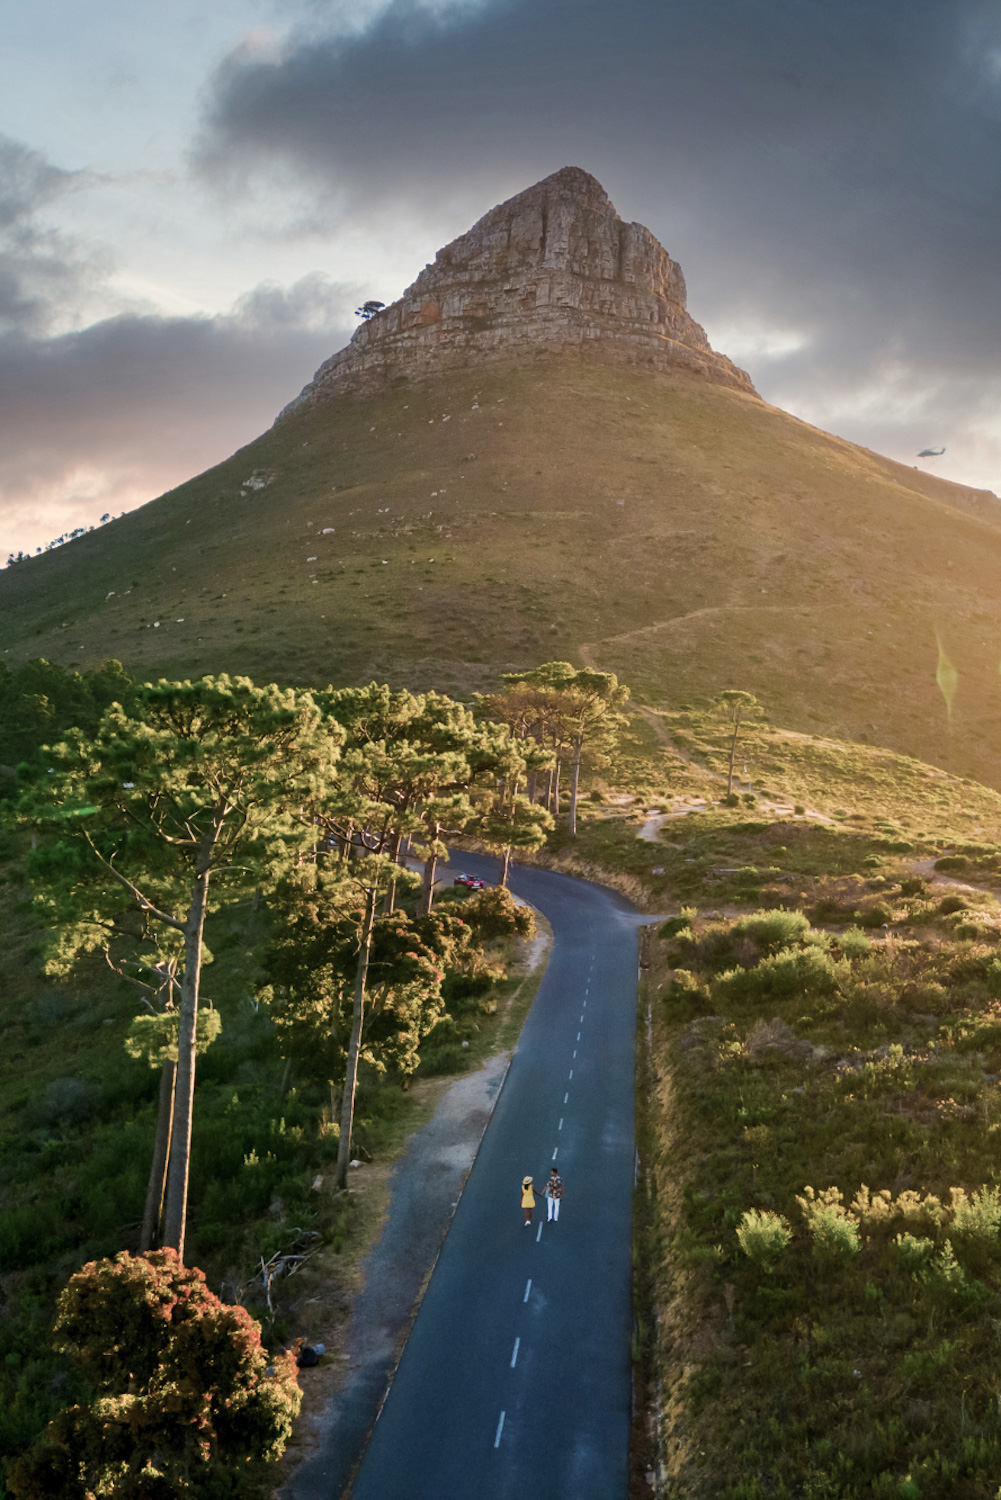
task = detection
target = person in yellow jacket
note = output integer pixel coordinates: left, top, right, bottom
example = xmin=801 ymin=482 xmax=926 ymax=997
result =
xmin=521 ymin=1175 xmax=541 ymax=1226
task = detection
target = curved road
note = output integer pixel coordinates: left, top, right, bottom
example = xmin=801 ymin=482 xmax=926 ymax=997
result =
xmin=348 ymin=855 xmax=644 ymax=1500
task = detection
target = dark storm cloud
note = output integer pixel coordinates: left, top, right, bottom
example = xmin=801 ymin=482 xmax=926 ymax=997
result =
xmin=0 ymin=273 xmax=354 ymax=556
xmin=195 ymin=0 xmax=1001 ymax=473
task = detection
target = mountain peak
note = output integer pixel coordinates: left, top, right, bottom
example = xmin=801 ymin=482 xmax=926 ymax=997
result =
xmin=281 ymin=168 xmax=755 ymax=416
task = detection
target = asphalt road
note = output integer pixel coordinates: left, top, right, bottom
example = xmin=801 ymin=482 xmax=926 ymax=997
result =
xmin=348 ymin=854 xmax=642 ymax=1500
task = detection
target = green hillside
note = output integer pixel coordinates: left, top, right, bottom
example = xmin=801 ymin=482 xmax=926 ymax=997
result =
xmin=3 ymin=358 xmax=1001 ymax=792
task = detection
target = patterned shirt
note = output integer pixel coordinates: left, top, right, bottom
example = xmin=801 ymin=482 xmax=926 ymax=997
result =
xmin=545 ymin=1174 xmax=564 ymax=1200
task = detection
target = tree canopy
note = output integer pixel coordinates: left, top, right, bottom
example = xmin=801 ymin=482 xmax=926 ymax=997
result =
xmin=7 ymin=1250 xmax=300 ymax=1500
xmin=19 ymin=674 xmax=345 ymax=1261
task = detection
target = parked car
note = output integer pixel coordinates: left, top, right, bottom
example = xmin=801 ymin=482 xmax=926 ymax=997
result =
xmin=454 ymin=873 xmax=486 ymax=891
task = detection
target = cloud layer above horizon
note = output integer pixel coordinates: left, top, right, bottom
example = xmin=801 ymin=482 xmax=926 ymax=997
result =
xmin=3 ymin=0 xmax=1001 ymax=558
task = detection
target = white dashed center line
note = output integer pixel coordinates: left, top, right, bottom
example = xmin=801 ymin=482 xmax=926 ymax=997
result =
xmin=523 ymin=1279 xmax=532 ymax=1302
xmin=536 ymin=1222 xmax=543 ymax=1242
xmin=552 ymin=1147 xmax=558 ymax=1160
xmin=510 ymin=1338 xmax=520 ymax=1369
xmin=569 ymin=1069 xmax=573 ymax=1080
xmin=494 ymin=1411 xmax=506 ymax=1448
xmin=563 ymin=1092 xmax=568 ymax=1104
xmin=558 ymin=1117 xmax=563 ymax=1130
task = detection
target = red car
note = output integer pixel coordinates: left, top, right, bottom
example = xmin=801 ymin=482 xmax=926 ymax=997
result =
xmin=454 ymin=873 xmax=486 ymax=891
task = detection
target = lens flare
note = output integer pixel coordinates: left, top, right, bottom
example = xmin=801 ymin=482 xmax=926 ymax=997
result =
xmin=935 ymin=634 xmax=958 ymax=721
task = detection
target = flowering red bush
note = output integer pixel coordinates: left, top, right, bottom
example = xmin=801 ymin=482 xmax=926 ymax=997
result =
xmin=7 ymin=1250 xmax=301 ymax=1499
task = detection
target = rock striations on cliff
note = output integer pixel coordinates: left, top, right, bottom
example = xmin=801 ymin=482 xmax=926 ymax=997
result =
xmin=280 ymin=167 xmax=755 ymax=417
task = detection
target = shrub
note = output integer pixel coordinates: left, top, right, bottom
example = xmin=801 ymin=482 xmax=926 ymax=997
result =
xmin=721 ymin=792 xmax=741 ymax=807
xmin=939 ymin=894 xmax=968 ymax=915
xmin=839 ymin=927 xmax=872 ymax=958
xmin=935 ymin=855 xmax=969 ymax=871
xmin=457 ymin=885 xmax=535 ymax=941
xmin=950 ymin=1186 xmax=1001 ymax=1243
xmin=742 ymin=793 xmax=757 ymax=807
xmin=660 ymin=912 xmax=695 ymax=939
xmin=794 ymin=804 xmax=806 ymax=815
xmin=894 ymin=1232 xmax=936 ymax=1275
xmin=899 ymin=876 xmax=927 ymax=897
xmin=735 ymin=909 xmax=811 ymax=951
xmin=858 ymin=900 xmax=893 ymax=928
xmin=716 ymin=944 xmax=837 ymax=1005
xmin=736 ymin=1209 xmax=792 ymax=1271
xmin=417 ymin=1042 xmax=467 ymax=1076
xmin=665 ymin=969 xmax=706 ymax=1003
xmin=930 ymin=1239 xmax=968 ymax=1295
xmin=7 ymin=1250 xmax=301 ymax=1499
xmin=796 ymin=1187 xmax=861 ymax=1262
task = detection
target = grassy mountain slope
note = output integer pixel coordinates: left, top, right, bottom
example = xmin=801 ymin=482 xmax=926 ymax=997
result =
xmin=3 ymin=357 xmax=1001 ymax=784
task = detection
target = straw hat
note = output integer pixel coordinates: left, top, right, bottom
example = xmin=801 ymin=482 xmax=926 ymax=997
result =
xmin=522 ymin=1175 xmax=532 ymax=1185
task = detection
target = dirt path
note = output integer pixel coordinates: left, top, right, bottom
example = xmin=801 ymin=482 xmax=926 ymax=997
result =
xmin=908 ymin=857 xmax=1001 ymax=899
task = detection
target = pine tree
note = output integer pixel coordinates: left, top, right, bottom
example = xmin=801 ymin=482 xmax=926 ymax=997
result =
xmin=20 ymin=675 xmax=344 ymax=1262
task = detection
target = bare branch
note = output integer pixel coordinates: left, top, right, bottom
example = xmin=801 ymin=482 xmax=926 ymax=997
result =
xmin=81 ymin=830 xmax=185 ymax=930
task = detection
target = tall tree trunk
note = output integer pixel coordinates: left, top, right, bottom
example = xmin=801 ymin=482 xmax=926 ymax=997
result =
xmin=140 ymin=1056 xmax=175 ymax=1252
xmin=526 ymin=769 xmax=538 ymax=805
xmin=542 ymin=766 xmax=553 ymax=811
xmin=418 ymin=826 xmax=440 ymax=916
xmin=552 ymin=757 xmax=562 ymax=817
xmin=568 ymin=738 xmax=583 ymax=837
xmin=383 ymin=830 xmax=404 ymax=914
xmin=500 ymin=845 xmax=512 ymax=888
xmin=162 ymin=844 xmax=214 ymax=1262
xmin=336 ymin=886 xmax=377 ymax=1191
xmin=727 ymin=722 xmax=740 ymax=797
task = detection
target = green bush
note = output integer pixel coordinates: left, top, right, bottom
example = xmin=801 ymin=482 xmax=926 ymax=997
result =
xmin=899 ymin=876 xmax=927 ymax=897
xmin=930 ymin=1239 xmax=969 ymax=1296
xmin=858 ymin=900 xmax=893 ymax=928
xmin=660 ymin=913 xmax=695 ymax=939
xmin=939 ymin=894 xmax=968 ymax=915
xmin=665 ymin=969 xmax=705 ymax=1003
xmin=935 ymin=855 xmax=969 ymax=872
xmin=894 ymin=1232 xmax=936 ymax=1275
xmin=716 ymin=944 xmax=837 ymax=1005
xmin=839 ymin=927 xmax=872 ymax=957
xmin=950 ymin=1186 xmax=1001 ymax=1243
xmin=734 ymin=909 xmax=811 ymax=951
xmin=736 ymin=1209 xmax=792 ymax=1271
xmin=417 ymin=1042 xmax=468 ymax=1076
xmin=796 ymin=1188 xmax=861 ymax=1262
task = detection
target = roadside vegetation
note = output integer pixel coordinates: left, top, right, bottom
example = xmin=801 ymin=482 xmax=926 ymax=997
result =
xmin=612 ymin=705 xmax=1001 ymax=1497
xmin=0 ymin=658 xmax=546 ymax=1496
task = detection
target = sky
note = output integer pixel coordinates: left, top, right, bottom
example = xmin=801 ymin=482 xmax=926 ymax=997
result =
xmin=3 ymin=0 xmax=1001 ymax=562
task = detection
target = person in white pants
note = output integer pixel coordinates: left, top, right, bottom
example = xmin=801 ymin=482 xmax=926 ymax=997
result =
xmin=544 ymin=1167 xmax=564 ymax=1222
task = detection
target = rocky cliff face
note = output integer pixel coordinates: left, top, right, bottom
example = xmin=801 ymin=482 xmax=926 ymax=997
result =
xmin=280 ymin=167 xmax=755 ymax=416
